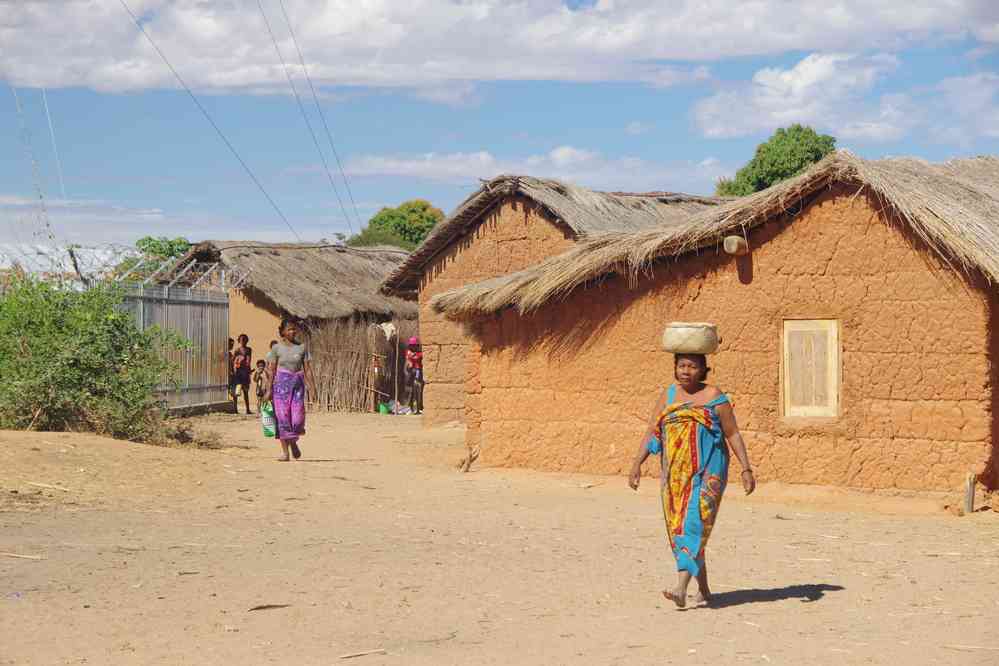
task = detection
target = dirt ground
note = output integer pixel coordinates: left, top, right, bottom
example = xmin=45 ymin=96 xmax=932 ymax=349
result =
xmin=2 ymin=413 xmax=998 ymax=665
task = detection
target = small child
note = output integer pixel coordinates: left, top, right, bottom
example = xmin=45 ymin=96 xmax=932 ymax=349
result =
xmin=252 ymin=359 xmax=269 ymax=406
xmin=405 ymin=336 xmax=424 ymax=415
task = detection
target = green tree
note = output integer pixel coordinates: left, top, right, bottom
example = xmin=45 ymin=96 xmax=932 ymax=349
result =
xmin=715 ymin=125 xmax=836 ymax=197
xmin=135 ymin=236 xmax=191 ymax=259
xmin=115 ymin=236 xmax=191 ymax=280
xmin=348 ymin=199 xmax=444 ymax=250
xmin=0 ymin=278 xmax=185 ymax=439
xmin=345 ymin=224 xmax=412 ymax=249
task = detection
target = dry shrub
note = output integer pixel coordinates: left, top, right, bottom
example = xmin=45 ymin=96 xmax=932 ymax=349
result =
xmin=306 ymin=317 xmax=417 ymax=412
xmin=147 ymin=417 xmax=223 ymax=450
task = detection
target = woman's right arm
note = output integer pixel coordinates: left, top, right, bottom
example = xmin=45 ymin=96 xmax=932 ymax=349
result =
xmin=629 ymin=388 xmax=669 ymax=490
xmin=263 ymin=358 xmax=277 ymax=403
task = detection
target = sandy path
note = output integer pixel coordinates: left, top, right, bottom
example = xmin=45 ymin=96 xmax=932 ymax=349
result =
xmin=2 ymin=413 xmax=998 ymax=665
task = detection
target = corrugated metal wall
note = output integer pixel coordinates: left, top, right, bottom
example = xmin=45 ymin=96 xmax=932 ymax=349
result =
xmin=121 ymin=284 xmax=230 ymax=409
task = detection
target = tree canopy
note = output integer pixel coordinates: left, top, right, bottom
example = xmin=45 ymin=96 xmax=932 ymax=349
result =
xmin=114 ymin=236 xmax=191 ymax=280
xmin=347 ymin=199 xmax=444 ymax=250
xmin=715 ymin=125 xmax=836 ymax=197
xmin=135 ymin=236 xmax=191 ymax=259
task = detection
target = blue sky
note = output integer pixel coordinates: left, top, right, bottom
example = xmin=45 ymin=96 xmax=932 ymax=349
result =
xmin=2 ymin=1 xmax=998 ymax=247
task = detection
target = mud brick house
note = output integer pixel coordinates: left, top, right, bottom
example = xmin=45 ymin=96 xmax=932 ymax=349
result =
xmin=432 ymin=152 xmax=999 ymax=492
xmin=176 ymin=241 xmax=416 ymax=347
xmin=380 ymin=176 xmax=721 ymax=428
xmin=165 ymin=242 xmax=417 ymax=412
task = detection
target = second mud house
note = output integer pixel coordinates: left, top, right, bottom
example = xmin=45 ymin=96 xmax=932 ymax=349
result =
xmin=380 ymin=175 xmax=721 ymax=428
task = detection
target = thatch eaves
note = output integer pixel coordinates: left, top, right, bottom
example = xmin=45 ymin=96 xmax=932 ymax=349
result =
xmin=182 ymin=241 xmax=417 ymax=320
xmin=380 ymin=175 xmax=723 ymax=294
xmin=431 ymin=151 xmax=999 ymax=318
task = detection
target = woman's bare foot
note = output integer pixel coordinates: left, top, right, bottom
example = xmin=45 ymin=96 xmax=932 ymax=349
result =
xmin=693 ymin=589 xmax=712 ymax=606
xmin=290 ymin=442 xmax=301 ymax=459
xmin=661 ymin=588 xmax=687 ymax=609
xmin=276 ymin=456 xmax=290 ymax=462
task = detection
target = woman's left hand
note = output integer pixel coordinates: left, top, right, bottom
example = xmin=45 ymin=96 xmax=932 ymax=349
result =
xmin=628 ymin=463 xmax=642 ymax=491
xmin=741 ymin=469 xmax=756 ymax=495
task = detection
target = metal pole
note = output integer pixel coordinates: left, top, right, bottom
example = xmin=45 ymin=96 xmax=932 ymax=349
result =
xmin=115 ymin=256 xmax=147 ymax=283
xmin=142 ymin=256 xmax=178 ymax=285
xmin=393 ymin=333 xmax=399 ymax=415
xmin=189 ymin=262 xmax=219 ymax=290
xmin=232 ymin=268 xmax=252 ymax=289
xmin=167 ymin=259 xmax=198 ymax=288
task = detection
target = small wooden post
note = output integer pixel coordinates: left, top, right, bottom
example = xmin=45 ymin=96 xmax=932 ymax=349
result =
xmin=963 ymin=473 xmax=976 ymax=515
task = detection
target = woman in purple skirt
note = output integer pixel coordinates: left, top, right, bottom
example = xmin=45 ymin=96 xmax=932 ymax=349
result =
xmin=263 ymin=317 xmax=314 ymax=461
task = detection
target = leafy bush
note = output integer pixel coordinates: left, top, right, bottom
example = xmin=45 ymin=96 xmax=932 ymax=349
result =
xmin=0 ymin=278 xmax=185 ymax=439
xmin=716 ymin=125 xmax=836 ymax=196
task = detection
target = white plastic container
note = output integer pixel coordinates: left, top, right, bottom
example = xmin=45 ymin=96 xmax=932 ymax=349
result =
xmin=661 ymin=322 xmax=720 ymax=354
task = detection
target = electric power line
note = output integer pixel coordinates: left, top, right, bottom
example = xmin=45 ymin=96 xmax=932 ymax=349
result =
xmin=255 ymin=0 xmax=355 ymax=234
xmin=277 ymin=0 xmax=365 ymax=231
xmin=117 ymin=0 xmax=302 ymax=241
xmin=10 ymin=84 xmax=58 ymax=250
xmin=41 ymin=87 xmax=68 ymax=200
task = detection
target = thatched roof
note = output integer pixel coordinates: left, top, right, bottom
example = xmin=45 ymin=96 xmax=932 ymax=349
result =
xmin=183 ymin=241 xmax=417 ymax=320
xmin=432 ymin=151 xmax=999 ymax=318
xmin=380 ymin=175 xmax=723 ymax=293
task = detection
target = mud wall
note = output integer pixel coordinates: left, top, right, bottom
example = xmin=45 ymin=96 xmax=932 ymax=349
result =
xmin=226 ymin=287 xmax=284 ymax=409
xmin=474 ymin=186 xmax=996 ymax=491
xmin=418 ymin=196 xmax=575 ymax=426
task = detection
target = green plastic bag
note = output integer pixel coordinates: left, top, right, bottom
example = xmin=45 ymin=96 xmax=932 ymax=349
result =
xmin=378 ymin=402 xmax=390 ymax=415
xmin=260 ymin=401 xmax=276 ymax=438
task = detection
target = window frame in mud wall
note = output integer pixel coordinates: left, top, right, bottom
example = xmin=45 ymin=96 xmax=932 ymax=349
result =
xmin=781 ymin=319 xmax=841 ymax=418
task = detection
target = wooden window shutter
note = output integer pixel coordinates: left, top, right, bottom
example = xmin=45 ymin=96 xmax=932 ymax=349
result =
xmin=782 ymin=320 xmax=839 ymax=418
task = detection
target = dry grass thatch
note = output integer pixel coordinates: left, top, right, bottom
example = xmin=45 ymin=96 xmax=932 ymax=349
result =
xmin=380 ymin=175 xmax=723 ymax=294
xmin=182 ymin=241 xmax=417 ymax=320
xmin=432 ymin=151 xmax=999 ymax=318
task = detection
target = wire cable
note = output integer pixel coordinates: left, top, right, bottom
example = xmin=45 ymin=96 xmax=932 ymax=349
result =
xmin=10 ymin=84 xmax=58 ymax=250
xmin=255 ymin=0 xmax=354 ymax=234
xmin=41 ymin=87 xmax=68 ymax=200
xmin=117 ymin=0 xmax=302 ymax=241
xmin=277 ymin=0 xmax=364 ymax=231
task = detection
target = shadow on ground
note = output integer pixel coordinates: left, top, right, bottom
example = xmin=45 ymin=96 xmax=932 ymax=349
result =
xmin=707 ymin=583 xmax=845 ymax=608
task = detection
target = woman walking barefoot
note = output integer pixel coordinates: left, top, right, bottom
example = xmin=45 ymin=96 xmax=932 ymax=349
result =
xmin=263 ymin=317 xmax=314 ymax=461
xmin=628 ymin=353 xmax=755 ymax=608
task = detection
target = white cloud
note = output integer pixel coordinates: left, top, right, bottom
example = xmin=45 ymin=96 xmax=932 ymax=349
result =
xmin=0 ymin=194 xmax=347 ymax=245
xmin=1 ymin=1 xmax=997 ymax=99
xmin=411 ymin=82 xmax=480 ymax=107
xmin=935 ymin=72 xmax=999 ymax=141
xmin=694 ymin=53 xmax=901 ymax=139
xmin=625 ymin=121 xmax=652 ymax=135
xmin=344 ymin=145 xmax=732 ymax=194
xmin=694 ymin=52 xmax=999 ymax=143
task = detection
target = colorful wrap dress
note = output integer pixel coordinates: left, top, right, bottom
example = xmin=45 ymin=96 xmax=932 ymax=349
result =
xmin=645 ymin=385 xmax=731 ymax=577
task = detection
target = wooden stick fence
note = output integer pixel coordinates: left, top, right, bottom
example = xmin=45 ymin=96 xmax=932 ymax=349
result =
xmin=305 ymin=318 xmax=417 ymax=413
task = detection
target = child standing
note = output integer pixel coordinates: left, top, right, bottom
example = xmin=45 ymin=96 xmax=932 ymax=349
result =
xmin=252 ymin=359 xmax=269 ymax=410
xmin=232 ymin=334 xmax=253 ymax=415
xmin=405 ymin=336 xmax=424 ymax=415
